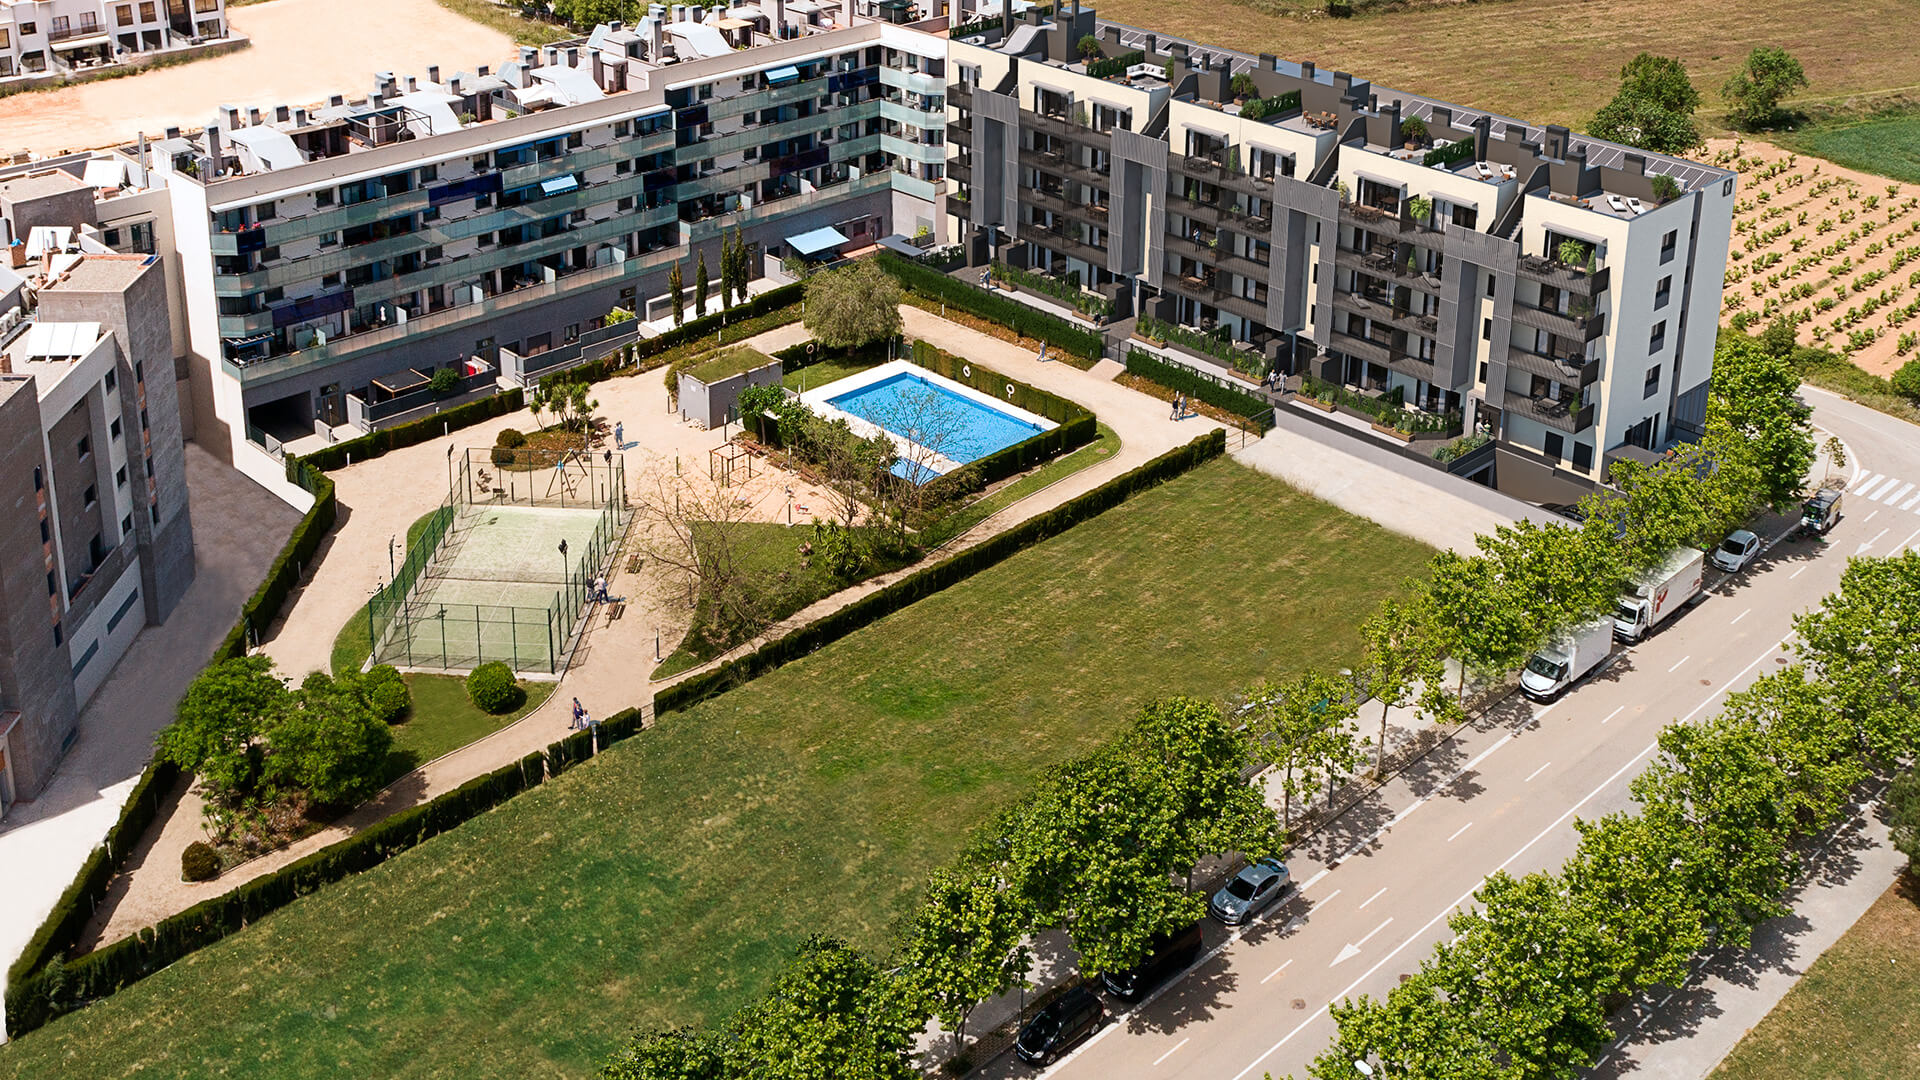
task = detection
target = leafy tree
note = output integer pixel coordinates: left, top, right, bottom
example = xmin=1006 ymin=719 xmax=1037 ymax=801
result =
xmin=1890 ymin=358 xmax=1920 ymax=403
xmin=270 ymin=673 xmax=394 ymax=807
xmin=1890 ymin=770 xmax=1920 ymax=877
xmin=695 ymin=250 xmax=710 ymax=319
xmin=599 ymin=1027 xmax=732 ymax=1080
xmin=899 ymin=867 xmax=1031 ymax=1041
xmin=1230 ymin=71 xmax=1258 ymax=99
xmin=729 ymin=937 xmax=924 ymax=1080
xmin=1564 ymin=812 xmax=1707 ymax=991
xmin=1245 ymin=671 xmax=1366 ymax=831
xmin=1590 ymin=54 xmax=1702 ymax=154
xmin=1423 ymin=550 xmax=1539 ymax=698
xmin=531 ymin=375 xmax=598 ymax=434
xmin=1077 ymin=34 xmax=1101 ymax=60
xmin=803 ymin=260 xmax=902 ymax=350
xmin=1708 ymin=334 xmax=1814 ymax=510
xmin=1132 ymin=697 xmax=1279 ymax=872
xmin=1723 ymin=666 xmax=1864 ymax=832
xmin=1793 ymin=550 xmax=1920 ymax=764
xmin=1476 ymin=518 xmax=1624 ymax=637
xmin=1358 ymin=592 xmax=1448 ymax=774
xmin=1722 ymin=46 xmax=1808 ymax=128
xmin=1758 ymin=313 xmax=1800 ymax=358
xmin=669 ymin=262 xmax=685 ymax=327
xmin=156 ymin=655 xmax=290 ymax=801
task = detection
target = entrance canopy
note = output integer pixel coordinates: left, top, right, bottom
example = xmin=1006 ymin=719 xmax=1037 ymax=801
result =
xmin=786 ymin=225 xmax=849 ymax=258
xmin=372 ymin=368 xmax=430 ymax=397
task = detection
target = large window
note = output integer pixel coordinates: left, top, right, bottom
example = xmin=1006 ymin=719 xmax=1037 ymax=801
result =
xmin=116 ymin=5 xmax=133 ymax=26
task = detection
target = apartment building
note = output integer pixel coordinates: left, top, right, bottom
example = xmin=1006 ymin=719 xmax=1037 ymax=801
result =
xmin=0 ymin=174 xmax=195 ymax=814
xmin=84 ymin=2 xmax=947 ymax=469
xmin=0 ymin=0 xmax=228 ymax=80
xmin=945 ymin=4 xmax=1735 ymax=489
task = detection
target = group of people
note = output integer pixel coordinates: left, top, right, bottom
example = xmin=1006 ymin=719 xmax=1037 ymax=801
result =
xmin=1169 ymin=391 xmax=1188 ymax=420
xmin=570 ymin=696 xmax=596 ymax=731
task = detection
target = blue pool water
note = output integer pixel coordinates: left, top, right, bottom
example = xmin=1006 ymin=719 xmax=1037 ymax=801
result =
xmin=827 ymin=372 xmax=1046 ymax=480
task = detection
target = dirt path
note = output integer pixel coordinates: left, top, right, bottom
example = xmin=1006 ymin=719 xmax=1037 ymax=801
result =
xmin=0 ymin=0 xmax=510 ymax=155
xmin=83 ymin=307 xmax=1221 ymax=950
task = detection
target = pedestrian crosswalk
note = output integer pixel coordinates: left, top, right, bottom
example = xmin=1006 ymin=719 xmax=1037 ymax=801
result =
xmin=1848 ymin=470 xmax=1920 ymax=512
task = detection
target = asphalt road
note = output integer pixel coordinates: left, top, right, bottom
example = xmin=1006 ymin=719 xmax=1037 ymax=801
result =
xmin=986 ymin=388 xmax=1919 ymax=1080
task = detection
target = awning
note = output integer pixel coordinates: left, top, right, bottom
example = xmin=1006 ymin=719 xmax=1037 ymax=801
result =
xmin=787 ymin=225 xmax=850 ymax=257
xmin=51 ymin=33 xmax=112 ymax=51
xmin=372 ymin=368 xmax=430 ymax=395
xmin=540 ymin=174 xmax=580 ymax=196
xmin=765 ymin=65 xmax=801 ymax=85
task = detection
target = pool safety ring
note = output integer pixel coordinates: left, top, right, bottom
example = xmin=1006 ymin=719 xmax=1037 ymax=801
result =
xmin=1006 ymin=382 xmax=1015 ymax=399
xmin=962 ymin=364 xmax=972 ymax=377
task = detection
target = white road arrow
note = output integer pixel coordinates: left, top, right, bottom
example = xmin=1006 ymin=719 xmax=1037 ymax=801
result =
xmin=1330 ymin=917 xmax=1394 ymax=967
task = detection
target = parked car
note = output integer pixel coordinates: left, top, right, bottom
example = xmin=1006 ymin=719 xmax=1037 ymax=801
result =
xmin=1801 ymin=488 xmax=1842 ymax=536
xmin=1712 ymin=529 xmax=1763 ymax=573
xmin=1014 ymin=985 xmax=1104 ymax=1066
xmin=1100 ymin=920 xmax=1206 ymax=1001
xmin=1209 ymin=857 xmax=1291 ymax=926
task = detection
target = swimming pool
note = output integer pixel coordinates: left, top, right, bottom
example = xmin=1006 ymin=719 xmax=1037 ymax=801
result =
xmin=801 ymin=360 xmax=1057 ymax=482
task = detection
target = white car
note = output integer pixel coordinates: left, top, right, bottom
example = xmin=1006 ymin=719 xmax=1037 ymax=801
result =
xmin=1712 ymin=529 xmax=1762 ymax=573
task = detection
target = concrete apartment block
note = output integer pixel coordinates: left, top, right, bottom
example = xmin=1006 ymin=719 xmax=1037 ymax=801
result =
xmin=0 ymin=0 xmax=230 ymax=82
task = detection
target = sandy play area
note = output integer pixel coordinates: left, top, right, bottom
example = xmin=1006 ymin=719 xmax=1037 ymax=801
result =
xmin=0 ymin=0 xmax=512 ymax=154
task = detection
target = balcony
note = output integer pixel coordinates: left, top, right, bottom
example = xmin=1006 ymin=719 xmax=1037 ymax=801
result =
xmin=1025 ymin=219 xmax=1106 ymax=266
xmin=1510 ymin=302 xmax=1606 ymax=342
xmin=1504 ymin=392 xmax=1595 ymax=433
xmin=1515 ymin=254 xmax=1610 ymax=296
xmin=1328 ymin=328 xmax=1393 ymax=365
xmin=1333 ymin=293 xmax=1436 ymax=339
xmin=947 ymin=122 xmax=971 ymax=147
xmin=1020 ymin=145 xmax=1109 ymax=188
xmin=1504 ymin=347 xmax=1600 ymax=388
xmin=1025 ymin=110 xmax=1114 ymax=147
xmin=1342 ymin=248 xmax=1444 ymax=294
xmin=949 ymin=83 xmax=973 ymax=110
xmin=1339 ymin=202 xmax=1409 ymax=234
xmin=947 ymin=156 xmax=971 ymax=185
xmin=1172 ymin=156 xmax=1274 ymax=199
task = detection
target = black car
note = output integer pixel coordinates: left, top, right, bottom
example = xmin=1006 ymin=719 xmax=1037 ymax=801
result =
xmin=1100 ymin=920 xmax=1206 ymax=1001
xmin=1015 ymin=985 xmax=1104 ymax=1066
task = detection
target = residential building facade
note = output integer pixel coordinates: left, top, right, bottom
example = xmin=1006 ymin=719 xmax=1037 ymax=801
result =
xmin=945 ymin=4 xmax=1735 ymax=490
xmin=0 ymin=0 xmax=228 ymax=80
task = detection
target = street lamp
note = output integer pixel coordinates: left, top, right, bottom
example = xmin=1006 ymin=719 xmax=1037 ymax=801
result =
xmin=389 ymin=535 xmax=398 ymax=580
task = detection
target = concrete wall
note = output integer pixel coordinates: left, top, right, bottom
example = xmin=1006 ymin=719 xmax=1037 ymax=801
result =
xmin=0 ymin=385 xmax=79 ymax=802
xmin=679 ymin=359 xmax=783 ymax=430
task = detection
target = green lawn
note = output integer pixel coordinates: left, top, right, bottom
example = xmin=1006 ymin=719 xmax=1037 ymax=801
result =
xmin=0 ymin=458 xmax=1431 ymax=1079
xmin=1713 ymin=875 xmax=1920 ymax=1080
xmin=920 ymin=422 xmax=1121 ymax=547
xmin=782 ymin=353 xmax=883 ymax=392
xmin=687 ymin=347 xmax=779 ymax=384
xmin=377 ymin=676 xmax=557 ymax=783
xmin=1774 ymin=107 xmax=1920 ymax=185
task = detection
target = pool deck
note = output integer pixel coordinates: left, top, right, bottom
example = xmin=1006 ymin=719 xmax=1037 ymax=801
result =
xmin=797 ymin=358 xmax=1058 ymax=477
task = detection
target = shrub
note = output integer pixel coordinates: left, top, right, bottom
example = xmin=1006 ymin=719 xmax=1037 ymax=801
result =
xmin=360 ymin=665 xmax=412 ymax=724
xmin=466 ymin=662 xmax=523 ymax=714
xmin=875 ymin=252 xmax=1104 ymax=361
xmin=180 ymin=842 xmax=220 ymax=883
xmin=1891 ymin=359 xmax=1920 ymax=403
xmin=1123 ymin=350 xmax=1275 ymax=431
xmin=495 ymin=428 xmax=527 ymax=449
xmin=428 ymin=367 xmax=461 ymax=395
xmin=1891 ymin=770 xmax=1920 ymax=876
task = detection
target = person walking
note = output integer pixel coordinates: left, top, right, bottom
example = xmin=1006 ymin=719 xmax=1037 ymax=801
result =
xmin=571 ymin=696 xmax=585 ymax=730
xmin=614 ymin=421 xmax=625 ymax=449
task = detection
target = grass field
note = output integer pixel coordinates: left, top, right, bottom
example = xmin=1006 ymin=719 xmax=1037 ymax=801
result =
xmin=0 ymin=458 xmax=1431 ymax=1079
xmin=1775 ymin=108 xmax=1920 ymax=186
xmin=1712 ymin=875 xmax=1920 ymax=1080
xmin=378 ymin=676 xmax=556 ymax=782
xmin=1093 ymin=0 xmax=1920 ymax=134
xmin=920 ymin=421 xmax=1121 ymax=547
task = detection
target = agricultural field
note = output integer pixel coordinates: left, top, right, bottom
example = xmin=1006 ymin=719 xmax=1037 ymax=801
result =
xmin=1708 ymin=138 xmax=1920 ymax=375
xmin=1774 ymin=108 xmax=1920 ymax=188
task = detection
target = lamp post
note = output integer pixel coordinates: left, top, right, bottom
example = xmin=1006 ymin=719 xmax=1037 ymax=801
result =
xmin=389 ymin=535 xmax=398 ymax=581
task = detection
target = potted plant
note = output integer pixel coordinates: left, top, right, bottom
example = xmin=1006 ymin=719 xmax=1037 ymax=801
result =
xmin=1555 ymin=238 xmax=1594 ymax=272
xmin=1077 ymin=35 xmax=1101 ymax=62
xmin=1336 ymin=179 xmax=1351 ymax=203
xmin=1650 ymin=174 xmax=1681 ymax=203
xmin=1230 ymin=72 xmax=1257 ymax=102
xmin=1408 ymin=194 xmax=1433 ymax=226
xmin=1370 ymin=417 xmax=1415 ymax=443
xmin=1400 ymin=117 xmax=1428 ymax=149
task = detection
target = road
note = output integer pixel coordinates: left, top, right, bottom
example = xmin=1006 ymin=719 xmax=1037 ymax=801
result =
xmin=984 ymin=388 xmax=1920 ymax=1080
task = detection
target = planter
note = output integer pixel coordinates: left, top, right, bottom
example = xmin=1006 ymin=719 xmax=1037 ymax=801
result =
xmin=1301 ymin=396 xmax=1338 ymax=413
xmin=1370 ymin=421 xmax=1415 ymax=443
xmin=1131 ymin=332 xmax=1167 ymax=348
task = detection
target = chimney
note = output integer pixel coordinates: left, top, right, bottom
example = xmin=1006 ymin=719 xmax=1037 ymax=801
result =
xmin=477 ymin=64 xmax=490 ymax=76
xmin=136 ymin=131 xmax=148 ymax=170
xmin=592 ymin=51 xmax=604 ymax=86
xmin=449 ymin=75 xmax=464 ymax=96
xmin=293 ymin=107 xmax=308 ymax=127
xmin=1332 ymin=71 xmax=1352 ymax=98
xmin=1000 ymin=0 xmax=1010 ymax=33
xmin=1545 ymin=123 xmax=1570 ymax=160
xmin=274 ymin=104 xmax=290 ymax=123
xmin=406 ymin=76 xmax=418 ymax=93
xmin=247 ymin=106 xmax=262 ymax=125
xmin=1624 ymin=152 xmax=1646 ymax=176
xmin=520 ymin=46 xmax=536 ymax=66
xmin=428 ymin=64 xmax=441 ymax=84
xmin=773 ymin=0 xmax=785 ymax=37
xmin=842 ymin=0 xmax=853 ymax=25
xmin=329 ymin=94 xmax=345 ymax=107
xmin=219 ymin=104 xmax=240 ymax=129
xmin=202 ymin=125 xmax=222 ymax=166
xmin=165 ymin=125 xmax=181 ymax=138
xmin=543 ymin=46 xmax=559 ymax=67
xmin=565 ymin=47 xmax=578 ymax=67
xmin=1300 ymin=60 xmax=1315 ymax=81
xmin=1430 ymin=106 xmax=1451 ymax=135
xmin=1142 ymin=33 xmax=1155 ymax=54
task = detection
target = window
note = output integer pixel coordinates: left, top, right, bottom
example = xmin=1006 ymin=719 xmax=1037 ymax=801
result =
xmin=117 ymin=465 xmax=128 ymax=487
xmin=1660 ymin=229 xmax=1677 ymax=264
xmin=84 ymin=484 xmax=97 ymax=508
xmin=420 ymin=165 xmax=438 ymax=182
xmin=1486 ymin=275 xmax=1496 ymax=298
xmin=150 ymin=505 xmax=159 ymax=525
xmin=122 ymin=514 xmax=133 ymax=535
xmin=116 ymin=5 xmax=133 ymax=26
xmin=1644 ymin=364 xmax=1662 ymax=398
xmin=567 ymin=133 xmax=584 ymax=149
xmin=104 ymin=369 xmax=117 ymax=393
xmin=34 ymin=466 xmax=43 ymax=491
xmin=111 ymin=417 xmax=122 ymax=439
xmin=1649 ymin=319 xmax=1667 ymax=352
xmin=1482 ymin=317 xmax=1493 ymax=341
xmin=1655 ymin=275 xmax=1671 ymax=309
xmin=1544 ymin=432 xmax=1565 ymax=461
xmin=47 ymin=571 xmax=58 ymax=597
xmin=322 ymin=272 xmax=341 ymax=286
xmin=78 ymin=435 xmax=91 ymax=460
xmin=138 ymin=2 xmax=154 ymax=21
xmin=134 ymin=360 xmax=143 ymax=381
xmin=140 ymin=407 xmax=149 ymax=431
xmin=1478 ymin=361 xmax=1489 ymax=384
xmin=315 ymin=188 xmax=334 ymax=207
xmin=19 ymin=21 xmax=36 ymax=36
xmin=40 ymin=519 xmax=50 ymax=543
xmin=1572 ymin=442 xmax=1594 ymax=471
xmin=254 ymin=201 xmax=276 ymax=221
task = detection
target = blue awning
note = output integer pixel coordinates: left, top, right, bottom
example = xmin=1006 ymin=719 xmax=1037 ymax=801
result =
xmin=540 ymin=174 xmax=580 ymax=196
xmin=787 ymin=225 xmax=850 ymax=257
xmin=765 ymin=65 xmax=801 ymax=85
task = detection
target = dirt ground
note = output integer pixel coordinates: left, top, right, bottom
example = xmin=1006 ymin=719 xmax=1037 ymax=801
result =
xmin=0 ymin=0 xmax=511 ymax=155
xmin=1703 ymin=137 xmax=1920 ymax=376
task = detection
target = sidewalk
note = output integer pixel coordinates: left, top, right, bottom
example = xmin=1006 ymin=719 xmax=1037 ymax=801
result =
xmin=78 ymin=306 xmax=1221 ymax=953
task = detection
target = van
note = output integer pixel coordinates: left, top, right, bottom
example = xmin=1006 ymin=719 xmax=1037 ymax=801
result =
xmin=1099 ymin=920 xmax=1206 ymax=1001
xmin=1014 ymin=985 xmax=1104 ymax=1066
xmin=1802 ymin=488 xmax=1842 ymax=536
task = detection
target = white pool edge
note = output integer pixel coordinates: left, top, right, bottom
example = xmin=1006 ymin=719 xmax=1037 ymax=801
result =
xmin=796 ymin=358 xmax=1059 ymax=478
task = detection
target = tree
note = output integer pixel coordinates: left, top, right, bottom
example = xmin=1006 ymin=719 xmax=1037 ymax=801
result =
xmin=669 ymin=262 xmax=685 ymax=327
xmin=1722 ymin=46 xmax=1807 ymax=128
xmin=599 ymin=1027 xmax=732 ymax=1080
xmin=1718 ymin=666 xmax=1864 ymax=832
xmin=1230 ymin=72 xmax=1257 ymax=100
xmin=1131 ymin=697 xmax=1279 ymax=873
xmin=1617 ymin=52 xmax=1701 ymax=114
xmin=1891 ymin=358 xmax=1920 ymax=403
xmin=1821 ymin=434 xmax=1848 ymax=486
xmin=1890 ymin=770 xmax=1920 ymax=877
xmin=1077 ymin=34 xmax=1101 ymax=61
xmin=629 ymin=461 xmax=789 ymax=654
xmin=1708 ymin=334 xmax=1815 ymax=510
xmin=531 ymin=375 xmax=597 ymax=434
xmin=156 ymin=655 xmax=290 ymax=802
xmin=1475 ymin=518 xmax=1624 ymax=640
xmin=1793 ymin=551 xmax=1920 ymax=764
xmin=899 ymin=867 xmax=1031 ymax=1043
xmin=728 ymin=937 xmax=924 ymax=1080
xmin=1758 ymin=312 xmax=1800 ymax=357
xmin=1589 ymin=90 xmax=1703 ymax=154
xmin=1423 ymin=550 xmax=1538 ymax=698
xmin=1564 ymin=812 xmax=1707 ymax=991
xmin=694 ymin=250 xmax=710 ymax=319
xmin=1358 ymin=592 xmax=1447 ymax=774
xmin=269 ymin=673 xmax=394 ymax=807
xmin=803 ymin=260 xmax=902 ymax=350
xmin=1244 ymin=671 xmax=1365 ymax=831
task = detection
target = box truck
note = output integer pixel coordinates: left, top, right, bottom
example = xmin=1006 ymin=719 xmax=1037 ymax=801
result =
xmin=1521 ymin=617 xmax=1615 ymax=701
xmin=1614 ymin=547 xmax=1706 ymax=643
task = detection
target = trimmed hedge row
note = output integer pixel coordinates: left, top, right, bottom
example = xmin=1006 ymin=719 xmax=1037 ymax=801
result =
xmin=653 ymin=429 xmax=1227 ymax=716
xmin=876 ymin=251 xmax=1105 ymax=361
xmin=3 ymin=704 xmax=648 ymax=1038
xmin=1124 ymin=349 xmax=1276 ymax=433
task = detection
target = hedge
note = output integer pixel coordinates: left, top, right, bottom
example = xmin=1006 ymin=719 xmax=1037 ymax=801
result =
xmin=653 ymin=429 xmax=1226 ymax=717
xmin=875 ymin=251 xmax=1105 ymax=362
xmin=211 ymin=462 xmax=337 ymax=664
xmin=905 ymin=339 xmax=1099 ymax=497
xmin=1124 ymin=349 xmax=1276 ymax=432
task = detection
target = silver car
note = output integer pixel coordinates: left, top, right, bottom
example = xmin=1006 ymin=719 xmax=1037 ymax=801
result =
xmin=1209 ymin=857 xmax=1291 ymax=925
xmin=1712 ymin=529 xmax=1762 ymax=573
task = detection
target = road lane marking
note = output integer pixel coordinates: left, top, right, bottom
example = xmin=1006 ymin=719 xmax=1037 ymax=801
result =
xmin=1601 ymin=705 xmax=1623 ymax=724
xmin=1857 ymin=528 xmax=1889 ymax=555
xmin=1153 ymin=1038 xmax=1189 ymax=1066
xmin=1358 ymin=887 xmax=1387 ymax=910
xmin=1299 ymin=868 xmax=1328 ymax=891
xmin=1900 ymin=527 xmax=1920 ymax=555
xmin=1261 ymin=959 xmax=1294 ymax=984
xmin=1328 ymin=733 xmax=1515 ymax=867
xmin=1315 ymin=889 xmax=1342 ymax=907
xmin=1667 ymin=655 xmax=1691 ymax=672
xmin=1730 ymin=607 xmax=1749 ymax=625
xmin=1330 ymin=919 xmax=1396 ymax=967
xmin=1524 ymin=762 xmax=1551 ymax=783
xmin=1791 ymin=565 xmax=1808 ymax=579
xmin=1866 ymin=477 xmax=1900 ymax=501
xmin=1447 ymin=821 xmax=1474 ymax=842
xmin=1903 ymin=491 xmax=1920 ymax=510
xmin=1462 ymin=732 xmax=1513 ymax=772
xmin=1224 ymin=638 xmax=1791 ymax=1080
xmin=1852 ymin=471 xmax=1883 ymax=493
xmin=1885 ymin=483 xmax=1915 ymax=505
xmin=1864 ymin=509 xmax=1880 ymax=523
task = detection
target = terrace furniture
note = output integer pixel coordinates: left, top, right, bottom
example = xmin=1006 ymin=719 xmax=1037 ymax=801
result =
xmin=1474 ymin=162 xmax=1495 ymax=180
xmin=1627 ymin=197 xmax=1646 ymax=214
xmin=1607 ymin=195 xmax=1629 ymax=213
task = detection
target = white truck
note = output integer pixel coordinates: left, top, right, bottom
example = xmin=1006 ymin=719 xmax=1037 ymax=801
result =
xmin=1613 ymin=547 xmax=1706 ymax=643
xmin=1521 ymin=617 xmax=1615 ymax=701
